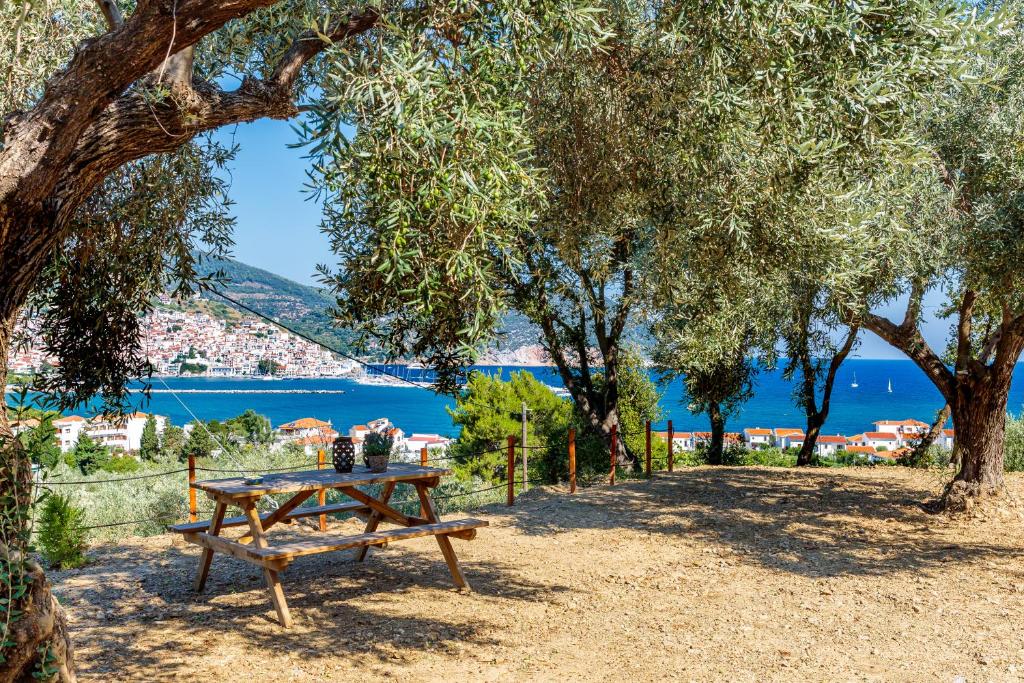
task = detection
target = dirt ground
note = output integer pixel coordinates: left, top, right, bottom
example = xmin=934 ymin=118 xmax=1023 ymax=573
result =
xmin=51 ymin=467 xmax=1024 ymax=682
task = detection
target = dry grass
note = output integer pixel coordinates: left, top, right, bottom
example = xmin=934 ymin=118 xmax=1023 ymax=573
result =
xmin=51 ymin=466 xmax=1024 ymax=682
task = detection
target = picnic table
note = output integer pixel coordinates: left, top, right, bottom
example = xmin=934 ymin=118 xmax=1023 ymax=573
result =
xmin=168 ymin=462 xmax=487 ymax=627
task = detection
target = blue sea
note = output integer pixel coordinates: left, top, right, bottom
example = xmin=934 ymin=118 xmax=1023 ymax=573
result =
xmin=87 ymin=359 xmax=1024 ymax=438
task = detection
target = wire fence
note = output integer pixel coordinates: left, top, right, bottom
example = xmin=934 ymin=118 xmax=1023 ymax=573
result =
xmin=38 ymin=422 xmax=670 ymax=537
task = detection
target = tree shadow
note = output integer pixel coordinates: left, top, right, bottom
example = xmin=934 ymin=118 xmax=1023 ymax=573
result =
xmin=500 ymin=467 xmax=1024 ymax=580
xmin=51 ymin=529 xmax=565 ymax=679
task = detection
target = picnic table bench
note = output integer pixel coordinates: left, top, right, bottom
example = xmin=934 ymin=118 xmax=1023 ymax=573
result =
xmin=168 ymin=462 xmax=487 ymax=627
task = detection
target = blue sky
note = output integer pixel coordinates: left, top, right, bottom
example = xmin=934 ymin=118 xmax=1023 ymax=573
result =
xmin=216 ymin=121 xmax=951 ymax=360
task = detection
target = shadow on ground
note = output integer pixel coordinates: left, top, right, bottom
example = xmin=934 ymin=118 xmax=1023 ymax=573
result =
xmin=501 ymin=466 xmax=1024 ymax=580
xmin=55 ymin=533 xmax=562 ymax=678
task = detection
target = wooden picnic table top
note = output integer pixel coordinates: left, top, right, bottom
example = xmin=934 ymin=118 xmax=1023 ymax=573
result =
xmin=192 ymin=462 xmax=451 ymax=498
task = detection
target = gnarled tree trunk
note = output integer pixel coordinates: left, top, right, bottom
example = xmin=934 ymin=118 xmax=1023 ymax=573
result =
xmin=944 ymin=376 xmax=1011 ymax=510
xmin=797 ymin=416 xmax=823 ymax=467
xmin=0 ymin=313 xmax=77 ymax=682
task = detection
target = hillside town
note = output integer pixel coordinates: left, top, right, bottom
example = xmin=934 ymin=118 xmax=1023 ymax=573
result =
xmin=7 ymin=301 xmax=361 ymax=378
xmin=655 ymin=418 xmax=954 ymax=462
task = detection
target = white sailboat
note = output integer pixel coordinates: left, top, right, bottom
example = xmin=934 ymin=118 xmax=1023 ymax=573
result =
xmin=851 ymin=373 xmax=858 ymax=388
xmin=887 ymin=378 xmax=893 ymax=393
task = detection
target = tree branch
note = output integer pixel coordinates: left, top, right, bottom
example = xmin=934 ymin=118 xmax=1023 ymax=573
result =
xmin=95 ymin=0 xmax=124 ymax=29
xmin=955 ymin=289 xmax=977 ymax=375
xmin=861 ymin=311 xmax=956 ymax=402
xmin=820 ymin=324 xmax=858 ymax=417
xmin=270 ymin=8 xmax=381 ymax=88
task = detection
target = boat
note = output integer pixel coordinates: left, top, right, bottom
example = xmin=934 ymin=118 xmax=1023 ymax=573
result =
xmin=887 ymin=378 xmax=893 ymax=393
xmin=851 ymin=373 xmax=858 ymax=388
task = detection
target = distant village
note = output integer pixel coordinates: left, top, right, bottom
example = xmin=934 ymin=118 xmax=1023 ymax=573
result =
xmin=656 ymin=418 xmax=954 ymax=462
xmin=8 ymin=298 xmax=360 ymax=378
xmin=9 ymin=412 xmax=452 ymax=460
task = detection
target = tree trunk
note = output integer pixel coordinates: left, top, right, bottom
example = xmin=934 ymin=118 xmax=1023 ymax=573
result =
xmin=944 ymin=376 xmax=1010 ymax=510
xmin=0 ymin=310 xmax=77 ymax=681
xmin=707 ymin=401 xmax=725 ymax=465
xmin=797 ymin=413 xmax=823 ymax=467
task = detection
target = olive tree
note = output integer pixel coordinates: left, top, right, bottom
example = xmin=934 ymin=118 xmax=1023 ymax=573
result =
xmin=0 ymin=0 xmax=601 ymax=677
xmin=857 ymin=2 xmax=1024 ymax=508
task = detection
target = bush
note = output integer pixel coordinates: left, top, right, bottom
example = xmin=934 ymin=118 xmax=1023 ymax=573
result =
xmin=37 ymin=493 xmax=88 ymax=569
xmin=742 ymin=447 xmax=797 ymax=468
xmin=363 ymin=431 xmax=395 ymax=458
xmin=102 ymin=455 xmax=140 ymax=473
xmin=1005 ymin=412 xmax=1024 ymax=472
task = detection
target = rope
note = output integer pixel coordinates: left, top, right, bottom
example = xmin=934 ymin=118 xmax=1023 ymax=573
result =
xmin=41 ymin=469 xmax=190 ymax=485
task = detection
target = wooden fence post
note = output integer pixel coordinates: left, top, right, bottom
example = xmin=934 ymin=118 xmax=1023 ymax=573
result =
xmin=668 ymin=419 xmax=674 ymax=473
xmin=568 ymin=428 xmax=576 ymax=494
xmin=609 ymin=423 xmax=617 ymax=486
xmin=187 ymin=451 xmax=197 ymax=523
xmin=317 ymin=448 xmax=327 ymax=531
xmin=645 ymin=420 xmax=652 ymax=478
xmin=420 ymin=447 xmax=429 ymax=517
xmin=507 ymin=435 xmax=516 ymax=506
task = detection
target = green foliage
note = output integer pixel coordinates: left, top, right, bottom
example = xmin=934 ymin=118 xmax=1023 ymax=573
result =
xmin=160 ymin=425 xmax=184 ymax=461
xmin=36 ymin=493 xmax=87 ymax=570
xmin=1004 ymin=412 xmax=1024 ymax=472
xmin=178 ymin=362 xmax=206 ymax=375
xmin=363 ymin=432 xmax=395 ymax=458
xmin=226 ymin=410 xmax=272 ymax=445
xmin=742 ymin=448 xmax=798 ymax=468
xmin=139 ymin=415 xmax=160 ymax=462
xmin=101 ymin=455 xmax=140 ymax=474
xmin=180 ymin=423 xmax=213 ymax=462
xmin=449 ymin=370 xmax=571 ymax=482
xmin=256 ymin=359 xmax=284 ymax=376
xmin=72 ymin=434 xmax=109 ymax=476
xmin=17 ymin=415 xmax=62 ymax=470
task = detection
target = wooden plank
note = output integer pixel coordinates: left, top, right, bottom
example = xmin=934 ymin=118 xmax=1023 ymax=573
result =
xmin=194 ymin=501 xmax=227 ymax=592
xmin=354 ymin=481 xmax=395 ymax=562
xmin=243 ymin=501 xmax=293 ymax=628
xmin=416 ymin=484 xmax=471 ymax=590
xmin=238 ymin=490 xmax=316 ymax=544
xmin=340 ymin=485 xmax=419 ymax=529
xmin=192 ymin=462 xmax=451 ymax=498
xmin=168 ymin=501 xmax=368 ymax=534
xmin=249 ymin=518 xmax=488 ymax=562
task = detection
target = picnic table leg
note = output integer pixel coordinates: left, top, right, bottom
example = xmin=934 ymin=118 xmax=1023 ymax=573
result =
xmin=242 ymin=501 xmax=293 ymax=628
xmin=355 ymin=481 xmax=396 ymax=562
xmin=194 ymin=500 xmax=228 ymax=592
xmin=414 ymin=483 xmax=470 ymax=591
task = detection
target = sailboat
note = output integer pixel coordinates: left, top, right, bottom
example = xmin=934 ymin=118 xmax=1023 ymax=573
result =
xmin=887 ymin=378 xmax=893 ymax=393
xmin=851 ymin=373 xmax=858 ymax=388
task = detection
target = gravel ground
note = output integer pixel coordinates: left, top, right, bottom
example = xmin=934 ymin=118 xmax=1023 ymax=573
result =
xmin=50 ymin=466 xmax=1024 ymax=682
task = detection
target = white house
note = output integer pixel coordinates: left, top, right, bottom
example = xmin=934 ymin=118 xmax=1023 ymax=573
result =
xmin=742 ymin=428 xmax=773 ymax=450
xmin=403 ymin=433 xmax=452 ymax=457
xmin=278 ymin=417 xmax=333 ymax=440
xmin=849 ymin=431 xmax=900 ymax=451
xmin=774 ymin=429 xmax=805 ymax=450
xmin=654 ymin=431 xmax=696 ymax=452
xmin=814 ymin=435 xmax=847 ymax=458
xmin=873 ymin=419 xmax=930 ymax=443
xmin=940 ymin=429 xmax=955 ymax=450
xmin=53 ymin=415 xmax=87 ymax=452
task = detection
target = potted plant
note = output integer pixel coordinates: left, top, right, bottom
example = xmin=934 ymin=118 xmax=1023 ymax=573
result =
xmin=362 ymin=432 xmax=394 ymax=473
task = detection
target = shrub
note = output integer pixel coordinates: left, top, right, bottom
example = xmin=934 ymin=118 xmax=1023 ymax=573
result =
xmin=363 ymin=431 xmax=395 ymax=458
xmin=1005 ymin=412 xmax=1024 ymax=472
xmin=743 ymin=447 xmax=797 ymax=468
xmin=37 ymin=493 xmax=88 ymax=569
xmin=102 ymin=454 xmax=140 ymax=473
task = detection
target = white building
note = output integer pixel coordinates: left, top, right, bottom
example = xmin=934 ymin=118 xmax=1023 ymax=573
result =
xmin=848 ymin=431 xmax=900 ymax=451
xmin=403 ymin=433 xmax=452 ymax=456
xmin=742 ymin=428 xmax=773 ymax=450
xmin=53 ymin=413 xmax=165 ymax=453
xmin=814 ymin=435 xmax=847 ymax=458
xmin=654 ymin=431 xmax=695 ymax=452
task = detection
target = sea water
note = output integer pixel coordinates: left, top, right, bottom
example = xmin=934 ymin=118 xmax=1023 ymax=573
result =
xmin=100 ymin=359 xmax=1024 ymax=438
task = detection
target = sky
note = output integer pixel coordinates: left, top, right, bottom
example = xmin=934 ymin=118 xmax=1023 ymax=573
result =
xmin=216 ymin=121 xmax=951 ymax=361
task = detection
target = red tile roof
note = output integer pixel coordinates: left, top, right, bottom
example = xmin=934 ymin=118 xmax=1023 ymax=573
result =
xmin=744 ymin=428 xmax=772 ymax=436
xmin=864 ymin=431 xmax=899 ymax=440
xmin=817 ymin=435 xmax=847 ymax=444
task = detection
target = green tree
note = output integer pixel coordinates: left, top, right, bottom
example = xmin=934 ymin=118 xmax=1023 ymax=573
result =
xmin=17 ymin=415 xmax=62 ymax=470
xmin=139 ymin=414 xmax=160 ymax=462
xmin=72 ymin=434 xmax=109 ymax=476
xmin=226 ymin=410 xmax=272 ymax=445
xmin=448 ymin=371 xmax=571 ymax=482
xmin=855 ymin=3 xmax=1024 ymax=508
xmin=0 ymin=0 xmax=601 ymax=672
xmin=679 ymin=353 xmax=756 ymax=467
xmin=37 ymin=493 xmax=88 ymax=570
xmin=160 ymin=425 xmax=185 ymax=462
xmin=180 ymin=423 xmax=213 ymax=463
